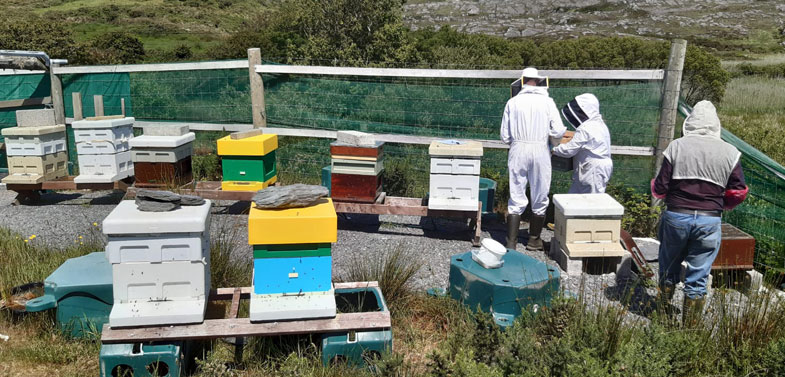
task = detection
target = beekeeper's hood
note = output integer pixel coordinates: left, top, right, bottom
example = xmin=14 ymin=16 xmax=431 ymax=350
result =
xmin=561 ymin=93 xmax=601 ymax=128
xmin=683 ymin=100 xmax=721 ymax=138
xmin=521 ymin=67 xmax=548 ymax=87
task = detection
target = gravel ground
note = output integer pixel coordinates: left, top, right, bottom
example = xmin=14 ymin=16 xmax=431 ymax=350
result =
xmin=0 ymin=188 xmax=768 ymax=322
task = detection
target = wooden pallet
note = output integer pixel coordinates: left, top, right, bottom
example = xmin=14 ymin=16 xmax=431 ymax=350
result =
xmin=101 ymin=281 xmax=390 ymax=344
xmin=333 ymin=193 xmax=482 ymax=246
xmin=6 ymin=176 xmax=134 ymax=204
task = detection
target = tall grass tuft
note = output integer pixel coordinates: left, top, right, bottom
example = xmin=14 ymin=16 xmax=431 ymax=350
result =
xmin=209 ymin=217 xmax=252 ymax=289
xmin=338 ymin=242 xmax=421 ymax=310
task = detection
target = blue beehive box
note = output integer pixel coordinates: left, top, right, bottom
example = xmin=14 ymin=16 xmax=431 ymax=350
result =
xmin=449 ymin=250 xmax=560 ymax=327
xmin=253 ymin=256 xmax=333 ymax=294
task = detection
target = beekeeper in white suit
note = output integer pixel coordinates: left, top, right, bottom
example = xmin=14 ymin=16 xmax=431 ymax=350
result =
xmin=501 ymin=67 xmax=566 ymax=251
xmin=553 ymin=93 xmax=614 ymax=193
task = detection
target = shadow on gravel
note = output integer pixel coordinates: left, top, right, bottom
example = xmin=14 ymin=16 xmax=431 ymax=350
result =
xmin=213 ymin=201 xmax=253 ymax=215
xmin=337 ymin=213 xmax=381 ymax=232
xmin=12 ymin=190 xmax=125 ymax=206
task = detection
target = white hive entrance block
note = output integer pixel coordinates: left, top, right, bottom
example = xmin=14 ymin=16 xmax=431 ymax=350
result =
xmin=74 ymin=151 xmax=134 ymax=183
xmin=15 ymin=109 xmax=56 ymax=128
xmin=250 ymin=288 xmax=337 ymax=322
xmin=553 ymin=193 xmax=626 ymax=257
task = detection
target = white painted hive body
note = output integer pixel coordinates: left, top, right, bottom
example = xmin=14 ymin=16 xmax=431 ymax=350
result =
xmin=72 ymin=117 xmax=136 ymax=183
xmin=102 ymin=200 xmax=213 ymax=327
xmin=553 ymin=193 xmax=626 ymax=257
xmin=331 ymin=158 xmax=384 ymax=176
xmin=2 ymin=151 xmax=69 ymax=184
xmin=130 ymin=133 xmax=195 ymax=163
xmin=2 ymin=125 xmax=67 ymax=156
xmin=428 ymin=140 xmax=483 ymax=211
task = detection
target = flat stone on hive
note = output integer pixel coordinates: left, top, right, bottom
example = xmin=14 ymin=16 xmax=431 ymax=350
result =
xmin=135 ymin=197 xmax=180 ymax=212
xmin=180 ymin=195 xmax=206 ymax=206
xmin=143 ymin=124 xmax=190 ymax=137
xmin=252 ymin=184 xmax=328 ymax=209
xmin=136 ymin=189 xmax=182 ymax=203
xmin=336 ymin=130 xmax=375 ymax=147
xmin=16 ymin=109 xmax=56 ymax=128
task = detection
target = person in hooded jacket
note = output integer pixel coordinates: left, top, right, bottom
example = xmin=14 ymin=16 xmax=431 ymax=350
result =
xmin=501 ymin=67 xmax=567 ymax=251
xmin=651 ymin=100 xmax=748 ymax=322
xmin=552 ymin=93 xmax=614 ymax=193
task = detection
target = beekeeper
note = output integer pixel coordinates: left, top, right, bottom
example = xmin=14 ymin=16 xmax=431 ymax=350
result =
xmin=501 ymin=67 xmax=566 ymax=251
xmin=552 ymin=93 xmax=614 ymax=193
xmin=651 ymin=100 xmax=747 ymax=322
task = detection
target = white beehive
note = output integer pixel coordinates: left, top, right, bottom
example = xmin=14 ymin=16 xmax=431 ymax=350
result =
xmin=331 ymin=158 xmax=384 ymax=176
xmin=72 ymin=118 xmax=134 ymax=155
xmin=428 ymin=140 xmax=483 ymax=211
xmin=130 ymin=133 xmax=196 ymax=163
xmin=2 ymin=125 xmax=67 ymax=156
xmin=553 ymin=193 xmax=626 ymax=257
xmin=2 ymin=151 xmax=69 ymax=184
xmin=74 ymin=151 xmax=134 ymax=183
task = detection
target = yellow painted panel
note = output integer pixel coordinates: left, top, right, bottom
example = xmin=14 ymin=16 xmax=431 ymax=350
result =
xmin=248 ymin=198 xmax=337 ymax=245
xmin=221 ymin=176 xmax=277 ymax=192
xmin=217 ymin=134 xmax=278 ymax=156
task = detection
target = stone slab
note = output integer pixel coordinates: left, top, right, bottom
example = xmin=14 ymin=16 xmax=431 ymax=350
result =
xmin=336 ymin=130 xmax=375 ymax=147
xmin=428 ymin=140 xmax=483 ymax=157
xmin=250 ymin=289 xmax=336 ymax=322
xmin=103 ymin=199 xmax=212 ymax=235
xmin=16 ymin=109 xmax=55 ymax=127
xmin=129 ymin=133 xmax=196 ymax=149
xmin=142 ymin=124 xmax=190 ymax=137
xmin=553 ymin=193 xmax=624 ymax=217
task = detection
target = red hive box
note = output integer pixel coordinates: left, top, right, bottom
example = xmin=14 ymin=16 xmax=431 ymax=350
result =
xmin=134 ymin=157 xmax=193 ymax=186
xmin=713 ymin=223 xmax=755 ymax=270
xmin=330 ymin=143 xmax=384 ymax=158
xmin=331 ymin=173 xmax=382 ymax=203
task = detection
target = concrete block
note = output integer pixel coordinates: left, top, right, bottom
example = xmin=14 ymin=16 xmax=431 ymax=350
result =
xmin=553 ymin=193 xmax=624 ymax=217
xmin=71 ymin=117 xmax=135 ymax=129
xmin=744 ymin=270 xmax=764 ymax=293
xmin=248 ymin=198 xmax=337 ymax=245
xmin=548 ymin=238 xmax=621 ymax=276
xmin=3 ymin=130 xmax=67 ymax=156
xmin=74 ymin=151 xmax=134 ymax=183
xmin=73 ymin=126 xmax=133 ymax=155
xmin=15 ymin=109 xmax=55 ymax=127
xmin=143 ymin=124 xmax=190 ymax=137
xmin=430 ymin=157 xmax=481 ymax=175
xmin=336 ymin=130 xmax=375 ymax=147
xmin=549 ymin=239 xmax=584 ymax=276
xmin=250 ymin=289 xmax=336 ymax=322
xmin=253 ymin=256 xmax=333 ymax=294
xmin=129 ymin=133 xmax=195 ymax=149
xmin=131 ymin=142 xmax=193 ymax=163
xmin=428 ymin=140 xmax=483 ymax=157
xmin=429 ymin=173 xmax=480 ymax=201
xmin=5 ymin=151 xmax=68 ymax=180
xmin=331 ymin=158 xmax=383 ymax=176
xmin=216 ymin=134 xmax=277 ymax=156
xmin=103 ymin=199 xmax=212 ymax=235
xmin=106 ymin=233 xmax=209 ymax=264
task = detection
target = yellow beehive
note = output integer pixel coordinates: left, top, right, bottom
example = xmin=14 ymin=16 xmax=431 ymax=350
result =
xmin=248 ymin=198 xmax=337 ymax=245
xmin=217 ymin=134 xmax=278 ymax=156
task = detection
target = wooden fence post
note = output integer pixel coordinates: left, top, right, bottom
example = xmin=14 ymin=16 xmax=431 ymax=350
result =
xmin=248 ymin=48 xmax=267 ymax=128
xmin=72 ymin=92 xmax=83 ymax=121
xmin=94 ymin=95 xmax=104 ymax=117
xmin=50 ymin=65 xmax=65 ymax=124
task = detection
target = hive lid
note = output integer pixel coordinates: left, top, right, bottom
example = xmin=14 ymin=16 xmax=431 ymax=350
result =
xmin=45 ymin=252 xmax=113 ymax=303
xmin=553 ymin=193 xmax=624 ymax=217
xmin=129 ymin=133 xmax=195 ymax=148
xmin=103 ymin=199 xmax=212 ymax=235
xmin=217 ymin=133 xmax=278 ymax=156
xmin=248 ymin=198 xmax=337 ymax=245
xmin=429 ymin=140 xmax=483 ymax=157
xmin=1 ymin=124 xmax=66 ymax=136
xmin=71 ymin=117 xmax=135 ymax=129
xmin=451 ymin=250 xmax=558 ymax=287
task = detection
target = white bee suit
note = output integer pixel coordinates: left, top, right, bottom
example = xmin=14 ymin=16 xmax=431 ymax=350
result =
xmin=553 ymin=93 xmax=614 ymax=194
xmin=500 ymin=86 xmax=566 ymax=215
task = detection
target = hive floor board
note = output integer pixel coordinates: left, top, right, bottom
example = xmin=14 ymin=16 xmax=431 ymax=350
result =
xmin=250 ymin=290 xmax=336 ymax=322
xmin=100 ymin=282 xmax=390 ymax=344
xmin=109 ymin=299 xmax=207 ymax=328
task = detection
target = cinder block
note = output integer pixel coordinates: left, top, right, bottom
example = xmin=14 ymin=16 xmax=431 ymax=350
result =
xmin=73 ymin=126 xmax=133 ymax=155
xmin=15 ymin=109 xmax=55 ymax=127
xmin=129 ymin=133 xmax=195 ymax=149
xmin=216 ymin=134 xmax=277 ymax=156
xmin=103 ymin=200 xmax=212 ymax=235
xmin=429 ymin=173 xmax=479 ymax=201
xmin=3 ymin=129 xmax=67 ymax=156
xmin=248 ymin=198 xmax=337 ymax=245
xmin=336 ymin=130 xmax=375 ymax=147
xmin=430 ymin=157 xmax=481 ymax=175
xmin=331 ymin=158 xmax=383 ymax=176
xmin=250 ymin=289 xmax=336 ymax=322
xmin=253 ymin=256 xmax=333 ymax=294
xmin=5 ymin=151 xmax=68 ymax=182
xmin=132 ymin=143 xmax=193 ymax=163
xmin=106 ymin=233 xmax=209 ymax=264
xmin=548 ymin=238 xmax=620 ymax=276
xmin=74 ymin=151 xmax=134 ymax=183
xmin=142 ymin=124 xmax=190 ymax=137
xmin=428 ymin=140 xmax=483 ymax=157
xmin=71 ymin=117 xmax=135 ymax=129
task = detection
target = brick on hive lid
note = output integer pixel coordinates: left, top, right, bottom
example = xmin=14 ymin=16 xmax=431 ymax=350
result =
xmin=16 ymin=109 xmax=56 ymax=128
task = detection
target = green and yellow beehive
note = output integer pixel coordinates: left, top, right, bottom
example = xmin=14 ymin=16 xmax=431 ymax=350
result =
xmin=216 ymin=133 xmax=278 ymax=191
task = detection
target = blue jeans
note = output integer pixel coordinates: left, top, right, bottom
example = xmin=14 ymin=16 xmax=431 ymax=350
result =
xmin=658 ymin=210 xmax=722 ymax=299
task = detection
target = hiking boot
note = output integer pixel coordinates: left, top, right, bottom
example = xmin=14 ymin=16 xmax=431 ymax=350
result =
xmin=525 ymin=215 xmax=546 ymax=251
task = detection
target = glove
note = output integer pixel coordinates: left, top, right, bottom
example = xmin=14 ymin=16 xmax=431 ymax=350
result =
xmin=723 ymin=186 xmax=749 ymax=210
xmin=651 ymin=179 xmax=666 ymax=200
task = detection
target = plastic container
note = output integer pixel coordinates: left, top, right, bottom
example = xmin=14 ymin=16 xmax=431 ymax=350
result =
xmin=478 ymin=178 xmax=497 ymax=214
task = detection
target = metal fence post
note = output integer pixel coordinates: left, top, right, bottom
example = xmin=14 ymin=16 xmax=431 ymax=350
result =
xmin=248 ymin=48 xmax=267 ymax=128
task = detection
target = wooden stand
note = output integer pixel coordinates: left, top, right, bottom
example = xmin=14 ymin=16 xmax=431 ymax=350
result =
xmin=6 ymin=176 xmax=134 ymax=205
xmin=333 ymin=193 xmax=482 ymax=246
xmin=100 ymin=282 xmax=390 ymax=344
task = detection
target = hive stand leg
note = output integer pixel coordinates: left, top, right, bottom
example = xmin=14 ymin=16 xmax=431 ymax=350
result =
xmin=470 ymin=202 xmax=482 ymax=247
xmin=229 ymin=288 xmax=245 ymax=369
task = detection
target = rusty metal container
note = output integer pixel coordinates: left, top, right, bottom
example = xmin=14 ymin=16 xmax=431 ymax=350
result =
xmin=713 ymin=223 xmax=755 ymax=270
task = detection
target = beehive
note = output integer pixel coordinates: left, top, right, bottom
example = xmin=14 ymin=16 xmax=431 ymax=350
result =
xmin=217 ymin=133 xmax=278 ymax=191
xmin=329 ymin=141 xmax=384 ymax=203
xmin=553 ymin=193 xmax=626 ymax=257
xmin=72 ymin=117 xmax=135 ymax=183
xmin=428 ymin=140 xmax=483 ymax=211
xmin=130 ymin=132 xmax=195 ymax=185
xmin=2 ymin=125 xmax=67 ymax=156
xmin=3 ymin=151 xmax=68 ymax=184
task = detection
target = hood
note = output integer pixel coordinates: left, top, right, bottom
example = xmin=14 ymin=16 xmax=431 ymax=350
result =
xmin=521 ymin=85 xmax=549 ymax=96
xmin=562 ymin=93 xmax=601 ymax=128
xmin=683 ymin=100 xmax=721 ymax=138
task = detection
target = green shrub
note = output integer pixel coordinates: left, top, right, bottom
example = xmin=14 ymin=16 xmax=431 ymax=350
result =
xmin=88 ymin=31 xmax=146 ymax=64
xmin=607 ymin=184 xmax=661 ymax=237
